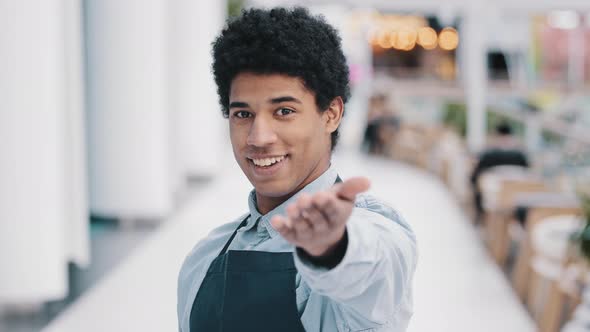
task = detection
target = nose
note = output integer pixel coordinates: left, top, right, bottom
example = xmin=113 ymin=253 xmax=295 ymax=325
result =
xmin=246 ymin=115 xmax=278 ymax=147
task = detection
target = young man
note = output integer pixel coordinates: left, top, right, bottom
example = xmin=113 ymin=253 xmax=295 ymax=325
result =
xmin=177 ymin=7 xmax=417 ymax=332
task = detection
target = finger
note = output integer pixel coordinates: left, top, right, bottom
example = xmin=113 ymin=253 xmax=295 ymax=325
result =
xmin=296 ymin=193 xmax=313 ymax=212
xmin=286 ymin=203 xmax=300 ymax=221
xmin=270 ymin=214 xmax=290 ymax=232
xmin=297 ymin=193 xmax=317 ymax=231
xmin=293 ymin=213 xmax=313 ymax=240
xmin=335 ymin=177 xmax=370 ymax=202
xmin=287 ymin=202 xmax=313 ymax=240
xmin=312 ymin=192 xmax=339 ymax=225
xmin=302 ymin=205 xmax=330 ymax=233
xmin=271 ymin=215 xmax=296 ymax=242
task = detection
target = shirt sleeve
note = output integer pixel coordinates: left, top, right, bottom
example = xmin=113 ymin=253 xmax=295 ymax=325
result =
xmin=293 ymin=195 xmax=417 ymax=330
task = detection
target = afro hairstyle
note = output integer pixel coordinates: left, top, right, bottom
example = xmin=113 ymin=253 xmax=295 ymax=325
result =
xmin=212 ymin=7 xmax=351 ymax=150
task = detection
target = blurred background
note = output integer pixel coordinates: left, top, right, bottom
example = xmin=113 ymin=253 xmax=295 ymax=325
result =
xmin=2 ymin=0 xmax=590 ymax=331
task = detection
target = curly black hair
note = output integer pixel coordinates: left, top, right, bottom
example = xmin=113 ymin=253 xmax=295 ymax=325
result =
xmin=212 ymin=7 xmax=351 ymax=150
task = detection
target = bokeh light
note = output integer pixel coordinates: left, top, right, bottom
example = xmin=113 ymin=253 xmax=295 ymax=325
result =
xmin=377 ymin=30 xmax=392 ymax=49
xmin=438 ymin=27 xmax=459 ymax=51
xmin=393 ymin=28 xmax=417 ymax=51
xmin=417 ymin=27 xmax=438 ymax=50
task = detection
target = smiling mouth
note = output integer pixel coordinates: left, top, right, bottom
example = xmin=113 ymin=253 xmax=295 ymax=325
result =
xmin=248 ymin=155 xmax=288 ymax=167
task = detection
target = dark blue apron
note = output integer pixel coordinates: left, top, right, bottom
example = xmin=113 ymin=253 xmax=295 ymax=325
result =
xmin=189 ymin=176 xmax=342 ymax=331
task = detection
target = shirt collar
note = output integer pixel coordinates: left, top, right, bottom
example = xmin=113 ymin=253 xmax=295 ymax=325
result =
xmin=244 ymin=165 xmax=339 ymax=238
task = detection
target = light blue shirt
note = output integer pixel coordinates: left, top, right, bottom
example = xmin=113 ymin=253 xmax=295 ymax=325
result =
xmin=177 ymin=166 xmax=417 ymax=331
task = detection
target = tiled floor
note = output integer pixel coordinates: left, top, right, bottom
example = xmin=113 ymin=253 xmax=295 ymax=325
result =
xmin=13 ymin=151 xmax=535 ymax=332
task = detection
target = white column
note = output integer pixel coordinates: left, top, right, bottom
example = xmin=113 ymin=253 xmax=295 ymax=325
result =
xmin=462 ymin=7 xmax=488 ymax=153
xmin=344 ymin=14 xmax=374 ymax=149
xmin=85 ymin=0 xmax=173 ymax=219
xmin=63 ymin=0 xmax=90 ymax=267
xmin=0 ymin=0 xmax=68 ymax=303
xmin=169 ymin=0 xmax=227 ymax=180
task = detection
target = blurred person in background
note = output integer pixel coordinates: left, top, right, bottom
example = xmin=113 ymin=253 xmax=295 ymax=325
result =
xmin=363 ymin=94 xmax=401 ymax=155
xmin=176 ymin=7 xmax=417 ymax=332
xmin=470 ymin=121 xmax=529 ymax=221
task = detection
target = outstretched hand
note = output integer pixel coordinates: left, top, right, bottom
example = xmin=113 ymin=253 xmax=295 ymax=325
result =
xmin=270 ymin=177 xmax=370 ymax=257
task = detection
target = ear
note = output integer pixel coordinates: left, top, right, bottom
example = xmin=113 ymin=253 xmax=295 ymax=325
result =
xmin=323 ymin=96 xmax=344 ymax=134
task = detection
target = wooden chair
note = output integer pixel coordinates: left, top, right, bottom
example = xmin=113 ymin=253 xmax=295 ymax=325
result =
xmin=512 ymin=207 xmax=582 ymax=302
xmin=558 ymin=262 xmax=588 ymax=326
xmin=561 ymin=268 xmax=590 ymax=332
xmin=524 ymin=215 xmax=584 ymax=332
xmin=483 ymin=179 xmax=548 ymax=266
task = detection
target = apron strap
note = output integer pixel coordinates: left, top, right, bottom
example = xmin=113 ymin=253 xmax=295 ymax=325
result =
xmin=218 ymin=174 xmax=343 ymax=257
xmin=219 ymin=215 xmax=250 ymax=256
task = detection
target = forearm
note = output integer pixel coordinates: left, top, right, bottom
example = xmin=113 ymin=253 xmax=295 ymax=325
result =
xmin=294 ymin=208 xmax=417 ymax=324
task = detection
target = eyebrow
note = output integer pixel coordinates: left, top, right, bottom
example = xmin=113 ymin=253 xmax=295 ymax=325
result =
xmin=229 ymin=96 xmax=302 ymax=109
xmin=229 ymin=101 xmax=250 ymax=109
xmin=269 ymin=96 xmax=302 ymax=104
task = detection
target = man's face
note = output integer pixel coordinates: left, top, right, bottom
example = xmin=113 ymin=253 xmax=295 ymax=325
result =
xmin=228 ymin=72 xmax=335 ymax=198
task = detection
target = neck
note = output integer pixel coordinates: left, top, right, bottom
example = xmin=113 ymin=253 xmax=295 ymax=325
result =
xmin=256 ymin=157 xmax=331 ymax=215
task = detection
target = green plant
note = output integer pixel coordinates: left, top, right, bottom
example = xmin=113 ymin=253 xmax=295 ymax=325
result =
xmin=442 ymin=102 xmax=467 ymax=137
xmin=485 ymin=111 xmax=525 ymax=136
xmin=541 ymin=130 xmax=564 ymax=146
xmin=442 ymin=103 xmax=525 ymax=138
xmin=571 ymin=194 xmax=590 ymax=261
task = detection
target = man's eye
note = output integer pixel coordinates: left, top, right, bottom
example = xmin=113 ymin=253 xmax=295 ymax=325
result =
xmin=234 ymin=111 xmax=252 ymax=118
xmin=276 ymin=108 xmax=294 ymax=116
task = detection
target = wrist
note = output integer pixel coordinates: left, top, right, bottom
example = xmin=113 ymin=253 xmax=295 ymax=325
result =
xmin=298 ymin=229 xmax=348 ymax=269
xmin=306 ymin=227 xmax=346 ymax=256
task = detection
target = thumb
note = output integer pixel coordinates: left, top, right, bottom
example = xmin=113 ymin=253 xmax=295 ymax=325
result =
xmin=335 ymin=177 xmax=370 ymax=202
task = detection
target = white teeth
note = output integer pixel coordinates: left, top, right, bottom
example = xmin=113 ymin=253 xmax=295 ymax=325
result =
xmin=252 ymin=155 xmax=285 ymax=167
